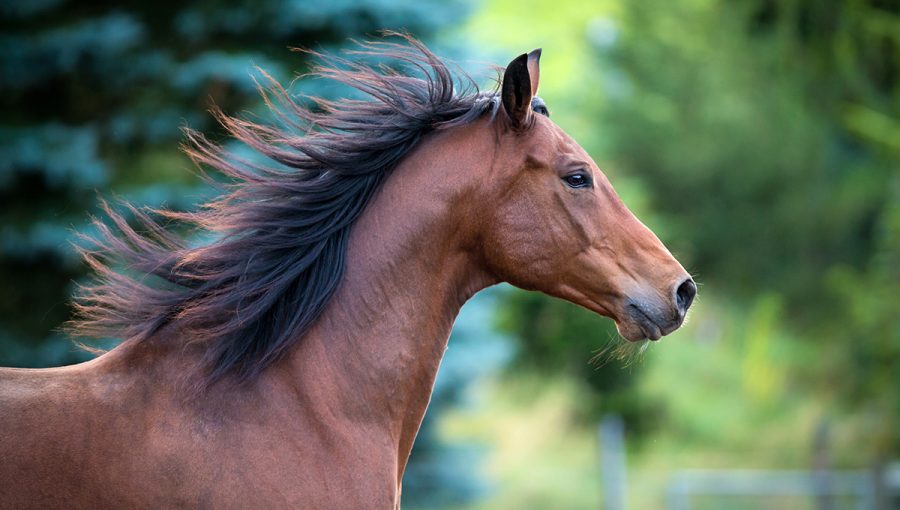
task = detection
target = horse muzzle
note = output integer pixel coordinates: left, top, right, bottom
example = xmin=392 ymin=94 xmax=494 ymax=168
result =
xmin=618 ymin=277 xmax=696 ymax=341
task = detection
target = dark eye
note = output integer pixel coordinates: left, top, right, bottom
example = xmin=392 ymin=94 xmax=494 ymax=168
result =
xmin=563 ymin=172 xmax=591 ymax=189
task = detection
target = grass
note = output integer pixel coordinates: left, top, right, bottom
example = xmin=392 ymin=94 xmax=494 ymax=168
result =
xmin=441 ymin=375 xmax=601 ymax=509
xmin=436 ymin=291 xmax=881 ymax=509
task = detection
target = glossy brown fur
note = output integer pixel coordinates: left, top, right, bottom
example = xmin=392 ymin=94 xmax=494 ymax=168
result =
xmin=0 ymin=40 xmax=693 ymax=508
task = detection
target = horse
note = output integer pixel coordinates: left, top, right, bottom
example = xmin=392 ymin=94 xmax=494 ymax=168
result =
xmin=0 ymin=37 xmax=695 ymax=508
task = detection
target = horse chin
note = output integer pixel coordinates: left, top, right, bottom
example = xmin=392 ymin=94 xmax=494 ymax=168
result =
xmin=616 ymin=320 xmax=654 ymax=342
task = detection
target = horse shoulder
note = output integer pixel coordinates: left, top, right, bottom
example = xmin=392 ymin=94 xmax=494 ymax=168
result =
xmin=0 ymin=362 xmax=114 ymax=507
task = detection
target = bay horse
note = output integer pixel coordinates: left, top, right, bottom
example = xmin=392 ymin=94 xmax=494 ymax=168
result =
xmin=0 ymin=37 xmax=695 ymax=508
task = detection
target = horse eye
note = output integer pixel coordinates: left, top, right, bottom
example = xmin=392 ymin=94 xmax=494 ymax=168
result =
xmin=563 ymin=173 xmax=591 ymax=189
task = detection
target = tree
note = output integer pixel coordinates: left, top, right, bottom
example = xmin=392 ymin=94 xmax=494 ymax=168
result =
xmin=591 ymin=0 xmax=899 ymax=452
xmin=0 ymin=0 xmax=469 ymax=365
xmin=0 ymin=1 xmax=485 ymax=503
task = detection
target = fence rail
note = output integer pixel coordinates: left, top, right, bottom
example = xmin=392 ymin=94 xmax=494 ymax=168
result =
xmin=665 ymin=465 xmax=900 ymax=510
xmin=597 ymin=415 xmax=900 ymax=510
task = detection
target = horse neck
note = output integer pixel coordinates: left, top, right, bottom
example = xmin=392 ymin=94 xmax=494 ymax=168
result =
xmin=280 ymin=118 xmax=497 ymax=472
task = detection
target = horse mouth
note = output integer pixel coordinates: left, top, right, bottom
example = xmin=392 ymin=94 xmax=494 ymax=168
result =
xmin=630 ymin=304 xmax=664 ymax=340
xmin=618 ymin=303 xmax=679 ymax=342
xmin=559 ymin=286 xmax=680 ymax=342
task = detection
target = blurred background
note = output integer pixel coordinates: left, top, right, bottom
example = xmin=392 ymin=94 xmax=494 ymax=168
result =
xmin=1 ymin=0 xmax=898 ymax=508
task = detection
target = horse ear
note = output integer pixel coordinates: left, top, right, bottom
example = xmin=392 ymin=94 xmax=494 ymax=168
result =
xmin=526 ymin=48 xmax=541 ymax=96
xmin=501 ymin=48 xmax=541 ymax=129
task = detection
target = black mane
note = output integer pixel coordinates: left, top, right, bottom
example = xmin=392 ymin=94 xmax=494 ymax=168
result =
xmin=69 ymin=36 xmax=500 ymax=384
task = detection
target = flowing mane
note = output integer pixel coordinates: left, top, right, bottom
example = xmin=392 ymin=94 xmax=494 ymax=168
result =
xmin=68 ymin=36 xmax=500 ymax=384
xmin=5 ymin=35 xmax=695 ymax=508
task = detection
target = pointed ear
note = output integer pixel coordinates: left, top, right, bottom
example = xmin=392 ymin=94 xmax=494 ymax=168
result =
xmin=526 ymin=48 xmax=541 ymax=96
xmin=501 ymin=48 xmax=541 ymax=129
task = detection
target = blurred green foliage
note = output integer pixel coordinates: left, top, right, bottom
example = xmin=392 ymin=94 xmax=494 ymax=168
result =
xmin=495 ymin=289 xmax=661 ymax=433
xmin=606 ymin=0 xmax=899 ymax=453
xmin=490 ymin=0 xmax=900 ymax=458
xmin=2 ymin=0 xmax=899 ymax=506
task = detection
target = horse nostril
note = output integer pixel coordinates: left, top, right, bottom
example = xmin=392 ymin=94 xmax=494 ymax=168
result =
xmin=675 ymin=278 xmax=697 ymax=315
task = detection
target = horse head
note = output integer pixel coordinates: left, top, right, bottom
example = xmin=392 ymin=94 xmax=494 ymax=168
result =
xmin=477 ymin=50 xmax=696 ymax=341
